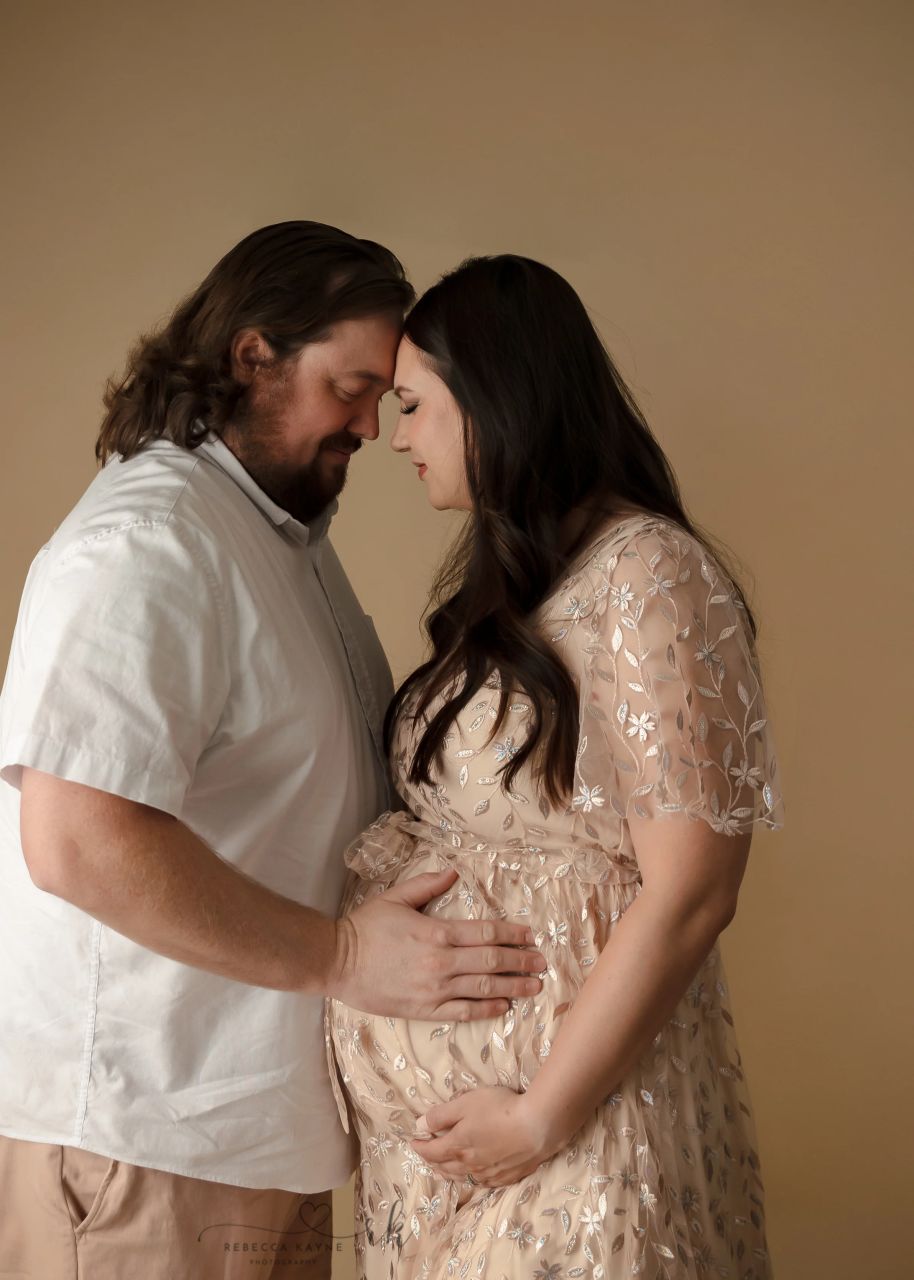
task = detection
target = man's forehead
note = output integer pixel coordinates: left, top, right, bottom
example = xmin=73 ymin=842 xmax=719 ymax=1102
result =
xmin=327 ymin=318 xmax=400 ymax=381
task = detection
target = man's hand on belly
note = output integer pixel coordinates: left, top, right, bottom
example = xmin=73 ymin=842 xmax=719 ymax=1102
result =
xmin=327 ymin=867 xmax=546 ymax=1021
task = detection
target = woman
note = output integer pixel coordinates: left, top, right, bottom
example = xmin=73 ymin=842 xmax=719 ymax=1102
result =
xmin=325 ymin=255 xmax=784 ymax=1279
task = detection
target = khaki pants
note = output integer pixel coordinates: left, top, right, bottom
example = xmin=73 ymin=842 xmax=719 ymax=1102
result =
xmin=0 ymin=1135 xmax=334 ymax=1279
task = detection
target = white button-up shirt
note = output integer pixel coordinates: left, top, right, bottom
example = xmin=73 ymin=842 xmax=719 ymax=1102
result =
xmin=0 ymin=433 xmax=392 ymax=1192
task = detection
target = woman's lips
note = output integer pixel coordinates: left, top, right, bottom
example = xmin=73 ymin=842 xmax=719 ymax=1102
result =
xmin=416 ymin=463 xmax=427 ymax=479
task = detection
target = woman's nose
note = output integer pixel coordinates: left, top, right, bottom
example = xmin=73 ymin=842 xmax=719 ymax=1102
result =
xmin=390 ymin=412 xmax=410 ymax=452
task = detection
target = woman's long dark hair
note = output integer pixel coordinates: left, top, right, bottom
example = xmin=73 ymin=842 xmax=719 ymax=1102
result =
xmin=385 ymin=254 xmax=757 ymax=808
xmin=96 ymin=220 xmax=414 ymax=462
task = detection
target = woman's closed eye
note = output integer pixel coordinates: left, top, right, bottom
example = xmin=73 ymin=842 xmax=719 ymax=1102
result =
xmin=399 ymin=403 xmax=418 ymax=416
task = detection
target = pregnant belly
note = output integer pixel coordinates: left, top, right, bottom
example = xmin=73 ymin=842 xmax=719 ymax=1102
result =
xmin=327 ymin=841 xmax=641 ymax=1135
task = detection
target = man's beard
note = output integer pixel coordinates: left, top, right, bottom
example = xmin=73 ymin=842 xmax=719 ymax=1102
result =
xmin=224 ymin=376 xmax=361 ymax=526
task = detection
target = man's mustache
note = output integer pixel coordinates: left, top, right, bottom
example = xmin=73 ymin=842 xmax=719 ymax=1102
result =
xmin=322 ymin=433 xmax=362 ymax=455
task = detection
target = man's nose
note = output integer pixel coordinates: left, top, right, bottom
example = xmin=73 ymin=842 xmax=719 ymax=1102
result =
xmin=350 ymin=404 xmax=381 ymax=443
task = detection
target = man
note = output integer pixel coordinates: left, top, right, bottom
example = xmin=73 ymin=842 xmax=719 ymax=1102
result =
xmin=0 ymin=222 xmax=545 ymax=1279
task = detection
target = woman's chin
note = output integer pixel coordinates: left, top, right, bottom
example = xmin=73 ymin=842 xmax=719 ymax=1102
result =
xmin=425 ymin=487 xmax=449 ymax=512
xmin=427 ymin=489 xmax=471 ymax=514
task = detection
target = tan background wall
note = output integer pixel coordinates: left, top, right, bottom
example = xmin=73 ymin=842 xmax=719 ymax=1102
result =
xmin=2 ymin=2 xmax=910 ymax=1276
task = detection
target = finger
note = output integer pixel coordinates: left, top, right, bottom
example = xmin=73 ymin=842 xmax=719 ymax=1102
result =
xmin=448 ymin=974 xmax=543 ymax=1001
xmin=446 ymin=919 xmax=537 ymax=948
xmin=434 ymin=999 xmax=511 ymax=1022
xmin=412 ymin=1115 xmax=456 ymax=1140
xmin=418 ymin=1100 xmax=462 ymax=1133
xmin=411 ymin=1135 xmax=460 ymax=1163
xmin=384 ymin=868 xmax=459 ymax=909
xmin=445 ymin=944 xmax=547 ymax=977
xmin=428 ymin=1160 xmax=470 ymax=1181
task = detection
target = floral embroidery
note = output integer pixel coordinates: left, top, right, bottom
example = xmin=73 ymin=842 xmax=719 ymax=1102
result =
xmin=639 ymin=1181 xmax=658 ymax=1213
xmin=572 ymin=782 xmax=605 ymax=812
xmin=625 ymin=711 xmax=656 ymax=742
xmin=564 ymin=595 xmax=589 ymax=621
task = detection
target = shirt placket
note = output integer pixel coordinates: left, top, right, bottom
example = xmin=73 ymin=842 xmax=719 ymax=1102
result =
xmin=309 ymin=549 xmax=388 ymax=784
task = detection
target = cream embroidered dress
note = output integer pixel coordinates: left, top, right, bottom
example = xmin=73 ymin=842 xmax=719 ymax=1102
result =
xmin=325 ymin=513 xmax=784 ymax=1280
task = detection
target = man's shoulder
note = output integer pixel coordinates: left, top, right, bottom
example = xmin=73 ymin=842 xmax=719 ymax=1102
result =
xmin=81 ymin=440 xmax=218 ymax=523
xmin=18 ymin=444 xmax=239 ymax=607
xmin=47 ymin=442 xmax=230 ymax=560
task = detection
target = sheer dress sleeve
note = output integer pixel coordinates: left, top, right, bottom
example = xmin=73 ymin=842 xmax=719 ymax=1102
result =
xmin=570 ymin=519 xmax=785 ymax=836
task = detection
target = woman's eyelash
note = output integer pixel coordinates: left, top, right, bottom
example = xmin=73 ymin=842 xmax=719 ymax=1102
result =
xmin=399 ymin=404 xmax=418 ymax=416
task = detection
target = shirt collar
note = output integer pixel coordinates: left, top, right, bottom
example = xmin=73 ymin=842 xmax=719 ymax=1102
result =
xmin=195 ymin=428 xmax=337 ymax=546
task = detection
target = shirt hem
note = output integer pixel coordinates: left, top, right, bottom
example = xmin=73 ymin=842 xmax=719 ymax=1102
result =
xmin=0 ymin=1126 xmax=357 ymax=1194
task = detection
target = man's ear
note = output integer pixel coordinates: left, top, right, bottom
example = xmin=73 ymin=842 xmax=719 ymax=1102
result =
xmin=230 ymin=329 xmax=274 ymax=386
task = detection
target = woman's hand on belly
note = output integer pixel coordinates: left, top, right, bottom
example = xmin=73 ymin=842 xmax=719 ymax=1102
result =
xmin=410 ymin=1085 xmax=565 ymax=1187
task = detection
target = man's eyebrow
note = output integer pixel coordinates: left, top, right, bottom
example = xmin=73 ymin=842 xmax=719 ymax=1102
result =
xmin=346 ymin=370 xmax=390 ymax=386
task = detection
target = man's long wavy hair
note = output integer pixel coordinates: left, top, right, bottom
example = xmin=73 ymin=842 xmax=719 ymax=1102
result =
xmin=96 ymin=221 xmax=415 ymax=463
xmin=384 ymin=254 xmax=757 ymax=808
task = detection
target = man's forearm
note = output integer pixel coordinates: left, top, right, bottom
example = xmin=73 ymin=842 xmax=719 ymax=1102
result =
xmin=21 ymin=769 xmax=549 ymax=1022
xmin=22 ymin=776 xmax=337 ymax=994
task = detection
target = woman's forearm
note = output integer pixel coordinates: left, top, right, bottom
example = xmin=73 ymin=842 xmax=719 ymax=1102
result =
xmin=526 ymin=886 xmax=732 ymax=1148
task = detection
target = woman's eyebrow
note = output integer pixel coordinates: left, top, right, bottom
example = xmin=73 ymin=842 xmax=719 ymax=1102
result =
xmin=393 ymin=384 xmax=415 ymax=396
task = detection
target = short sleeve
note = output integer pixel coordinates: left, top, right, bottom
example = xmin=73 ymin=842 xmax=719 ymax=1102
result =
xmin=0 ymin=519 xmax=232 ymax=817
xmin=573 ymin=520 xmax=785 ymax=835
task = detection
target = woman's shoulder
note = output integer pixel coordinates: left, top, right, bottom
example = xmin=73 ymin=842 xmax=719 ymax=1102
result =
xmin=537 ymin=510 xmax=646 ymax=629
xmin=578 ymin=509 xmax=741 ymax=594
xmin=554 ymin=509 xmax=690 ymax=595
xmin=587 ymin=508 xmax=699 ymax=560
xmin=541 ymin=508 xmax=737 ymax=637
